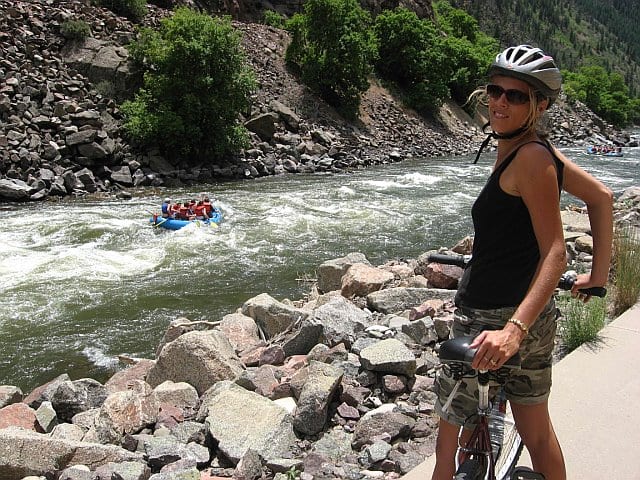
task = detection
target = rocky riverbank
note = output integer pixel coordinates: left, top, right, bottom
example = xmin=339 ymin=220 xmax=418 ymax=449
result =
xmin=1 ymin=187 xmax=639 ymax=480
xmin=0 ymin=0 xmax=636 ymax=202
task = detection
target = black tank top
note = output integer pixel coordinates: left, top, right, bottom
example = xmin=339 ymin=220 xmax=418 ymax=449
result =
xmin=455 ymin=141 xmax=564 ymax=309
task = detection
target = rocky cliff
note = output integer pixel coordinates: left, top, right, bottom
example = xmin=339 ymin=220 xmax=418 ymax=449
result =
xmin=0 ymin=0 xmax=632 ymax=202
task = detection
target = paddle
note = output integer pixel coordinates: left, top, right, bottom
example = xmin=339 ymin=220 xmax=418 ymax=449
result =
xmin=153 ymin=217 xmax=169 ymax=228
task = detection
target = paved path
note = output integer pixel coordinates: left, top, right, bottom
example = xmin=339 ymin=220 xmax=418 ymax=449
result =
xmin=401 ymin=302 xmax=640 ymax=480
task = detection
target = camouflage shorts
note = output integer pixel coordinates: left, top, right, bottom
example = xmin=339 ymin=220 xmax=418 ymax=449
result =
xmin=434 ymin=300 xmax=558 ymax=427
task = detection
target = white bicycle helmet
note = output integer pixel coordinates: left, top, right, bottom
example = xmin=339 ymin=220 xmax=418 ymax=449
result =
xmin=488 ymin=45 xmax=562 ymax=107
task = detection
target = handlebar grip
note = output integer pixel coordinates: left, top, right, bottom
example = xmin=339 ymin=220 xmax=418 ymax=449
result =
xmin=578 ymin=286 xmax=607 ymax=297
xmin=427 ymin=253 xmax=467 ymax=268
xmin=557 ymin=274 xmax=607 ymax=297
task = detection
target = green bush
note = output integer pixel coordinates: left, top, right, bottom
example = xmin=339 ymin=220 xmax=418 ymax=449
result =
xmin=99 ymin=0 xmax=147 ymax=23
xmin=433 ymin=1 xmax=498 ymax=102
xmin=121 ymin=8 xmax=257 ymax=163
xmin=60 ymin=19 xmax=92 ymax=40
xmin=373 ymin=4 xmax=497 ymax=113
xmin=558 ymin=294 xmax=607 ymax=353
xmin=285 ymin=0 xmax=377 ymax=119
xmin=263 ymin=10 xmax=285 ymax=28
xmin=612 ymin=224 xmax=640 ymax=316
xmin=563 ymin=65 xmax=638 ymax=128
xmin=374 ymin=8 xmax=450 ymax=113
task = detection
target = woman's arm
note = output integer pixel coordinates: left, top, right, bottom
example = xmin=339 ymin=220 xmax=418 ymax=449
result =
xmin=553 ymin=147 xmax=614 ymax=289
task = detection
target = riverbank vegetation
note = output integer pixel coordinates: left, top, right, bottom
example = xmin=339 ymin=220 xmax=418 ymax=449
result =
xmin=612 ymin=224 xmax=640 ymax=316
xmin=280 ymin=0 xmax=639 ymax=125
xmin=115 ymin=0 xmax=639 ymax=163
xmin=558 ymin=295 xmax=606 ymax=353
xmin=559 ymin=222 xmax=640 ymax=352
xmin=121 ymin=8 xmax=257 ymax=163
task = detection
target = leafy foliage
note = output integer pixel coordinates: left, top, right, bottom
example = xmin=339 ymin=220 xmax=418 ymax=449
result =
xmin=433 ymin=1 xmax=498 ymax=102
xmin=263 ymin=10 xmax=286 ymax=28
xmin=98 ymin=0 xmax=147 ymax=23
xmin=447 ymin=0 xmax=640 ymax=96
xmin=121 ymin=8 xmax=257 ymax=163
xmin=373 ymin=8 xmax=449 ymax=113
xmin=557 ymin=294 xmax=606 ymax=353
xmin=563 ymin=65 xmax=640 ymax=127
xmin=285 ymin=0 xmax=377 ymax=119
xmin=372 ymin=4 xmax=497 ymax=113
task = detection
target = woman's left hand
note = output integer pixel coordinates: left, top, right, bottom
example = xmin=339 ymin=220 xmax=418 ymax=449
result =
xmin=571 ymin=273 xmax=600 ymax=303
xmin=469 ymin=329 xmax=523 ymax=370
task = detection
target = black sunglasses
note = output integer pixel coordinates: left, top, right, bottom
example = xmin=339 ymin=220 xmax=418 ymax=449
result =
xmin=486 ymin=84 xmax=532 ymax=105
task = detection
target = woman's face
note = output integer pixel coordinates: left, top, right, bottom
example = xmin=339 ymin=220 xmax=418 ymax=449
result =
xmin=487 ymin=75 xmax=537 ymax=135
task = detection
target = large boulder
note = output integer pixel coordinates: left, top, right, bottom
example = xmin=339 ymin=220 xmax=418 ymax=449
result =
xmin=146 ymin=330 xmax=244 ymax=395
xmin=200 ymin=382 xmax=297 ymax=464
xmin=0 ymin=426 xmax=143 ymax=480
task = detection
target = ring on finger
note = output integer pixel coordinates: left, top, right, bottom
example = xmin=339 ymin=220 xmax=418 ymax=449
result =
xmin=490 ymin=359 xmax=498 ymax=365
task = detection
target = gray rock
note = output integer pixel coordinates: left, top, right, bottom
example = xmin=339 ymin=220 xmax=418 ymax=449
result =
xmin=241 ymin=293 xmax=309 ymax=339
xmin=309 ymin=295 xmax=371 ymax=348
xmin=93 ymin=461 xmax=150 ymax=480
xmin=146 ymin=329 xmax=244 ymax=396
xmin=367 ymin=287 xmax=455 ymax=314
xmin=352 ymin=410 xmax=416 ymax=449
xmin=293 ymin=361 xmax=344 ymax=435
xmin=50 ymin=378 xmax=107 ymax=423
xmin=0 ymin=178 xmax=31 ymax=200
xmin=201 ymin=381 xmax=297 ymax=464
xmin=0 ymin=426 xmax=143 ymax=478
xmin=34 ymin=401 xmax=58 ymax=433
xmin=359 ymin=338 xmax=417 ymax=376
xmin=0 ymin=385 xmax=23 ymax=408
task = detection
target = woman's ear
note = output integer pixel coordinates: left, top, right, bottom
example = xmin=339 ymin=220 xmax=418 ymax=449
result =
xmin=538 ymin=98 xmax=549 ymax=112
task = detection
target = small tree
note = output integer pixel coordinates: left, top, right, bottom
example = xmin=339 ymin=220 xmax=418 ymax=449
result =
xmin=121 ymin=8 xmax=257 ymax=164
xmin=374 ymin=8 xmax=450 ymax=113
xmin=285 ymin=0 xmax=377 ymax=119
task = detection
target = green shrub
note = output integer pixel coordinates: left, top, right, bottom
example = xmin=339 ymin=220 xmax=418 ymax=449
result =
xmin=612 ymin=224 xmax=640 ymax=315
xmin=60 ymin=19 xmax=92 ymax=40
xmin=99 ymin=0 xmax=147 ymax=23
xmin=263 ymin=10 xmax=285 ymax=28
xmin=94 ymin=80 xmax=116 ymax=98
xmin=558 ymin=294 xmax=607 ymax=353
xmin=433 ymin=1 xmax=498 ymax=103
xmin=374 ymin=8 xmax=450 ymax=113
xmin=373 ymin=4 xmax=497 ymax=113
xmin=285 ymin=0 xmax=377 ymax=119
xmin=563 ymin=65 xmax=638 ymax=128
xmin=121 ymin=8 xmax=257 ymax=163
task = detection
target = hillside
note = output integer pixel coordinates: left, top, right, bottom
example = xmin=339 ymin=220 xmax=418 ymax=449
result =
xmin=0 ymin=0 xmax=633 ymax=202
xmin=448 ymin=0 xmax=640 ymax=96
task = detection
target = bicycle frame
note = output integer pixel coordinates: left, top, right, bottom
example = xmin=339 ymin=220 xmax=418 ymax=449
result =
xmin=440 ymin=336 xmax=547 ymax=480
xmin=455 ymin=371 xmax=497 ymax=479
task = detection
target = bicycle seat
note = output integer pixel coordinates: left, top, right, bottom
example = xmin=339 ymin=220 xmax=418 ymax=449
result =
xmin=439 ymin=336 xmax=521 ymax=368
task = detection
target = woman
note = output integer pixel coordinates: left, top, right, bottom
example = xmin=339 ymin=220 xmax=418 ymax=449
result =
xmin=431 ymin=45 xmax=613 ymax=480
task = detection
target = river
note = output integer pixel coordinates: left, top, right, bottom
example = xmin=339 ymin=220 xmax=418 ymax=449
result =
xmin=1 ymin=141 xmax=639 ymax=392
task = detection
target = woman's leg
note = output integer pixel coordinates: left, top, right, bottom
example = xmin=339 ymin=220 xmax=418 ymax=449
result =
xmin=431 ymin=418 xmax=460 ymax=480
xmin=511 ymin=401 xmax=566 ymax=480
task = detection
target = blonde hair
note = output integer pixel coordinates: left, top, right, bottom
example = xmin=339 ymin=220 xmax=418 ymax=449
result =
xmin=466 ymin=85 xmax=548 ymax=135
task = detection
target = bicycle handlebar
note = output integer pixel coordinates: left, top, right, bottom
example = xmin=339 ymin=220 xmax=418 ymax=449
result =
xmin=427 ymin=253 xmax=607 ymax=297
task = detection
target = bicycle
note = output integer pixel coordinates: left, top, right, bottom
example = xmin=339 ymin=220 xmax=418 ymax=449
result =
xmin=428 ymin=253 xmax=606 ymax=480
